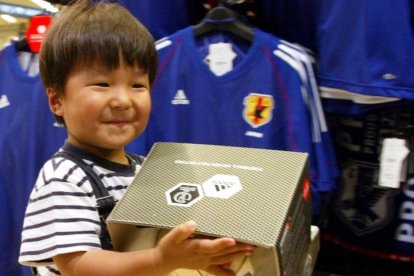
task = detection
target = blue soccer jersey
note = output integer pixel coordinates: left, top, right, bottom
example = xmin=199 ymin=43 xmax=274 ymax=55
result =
xmin=259 ymin=0 xmax=317 ymax=51
xmin=127 ymin=27 xmax=337 ymax=213
xmin=316 ymin=0 xmax=414 ymax=102
xmin=117 ymin=0 xmax=192 ymax=40
xmin=0 ymin=44 xmax=40 ymax=143
xmin=0 ymin=43 xmax=67 ymax=276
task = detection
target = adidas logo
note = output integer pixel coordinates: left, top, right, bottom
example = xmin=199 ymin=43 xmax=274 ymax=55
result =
xmin=171 ymin=89 xmax=190 ymax=105
xmin=214 ymin=181 xmax=234 ymax=192
xmin=0 ymin=94 xmax=10 ymax=109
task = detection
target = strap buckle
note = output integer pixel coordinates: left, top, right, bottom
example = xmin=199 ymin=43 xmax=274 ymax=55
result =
xmin=95 ymin=195 xmax=115 ymax=208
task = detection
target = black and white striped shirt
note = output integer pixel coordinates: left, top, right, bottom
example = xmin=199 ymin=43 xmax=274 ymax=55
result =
xmin=19 ymin=142 xmax=142 ymax=275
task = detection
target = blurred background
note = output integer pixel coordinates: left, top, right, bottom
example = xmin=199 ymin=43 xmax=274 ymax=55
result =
xmin=0 ymin=0 xmax=59 ymax=47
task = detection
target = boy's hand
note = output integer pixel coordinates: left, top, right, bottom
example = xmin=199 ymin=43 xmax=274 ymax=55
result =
xmin=153 ymin=221 xmax=254 ymax=276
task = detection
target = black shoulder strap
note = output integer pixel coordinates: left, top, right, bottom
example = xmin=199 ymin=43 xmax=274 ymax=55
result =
xmin=53 ymin=151 xmax=116 ymax=250
xmin=127 ymin=152 xmax=145 ymax=165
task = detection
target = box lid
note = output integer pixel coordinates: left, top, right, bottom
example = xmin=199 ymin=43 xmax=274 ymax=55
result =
xmin=107 ymin=142 xmax=309 ymax=247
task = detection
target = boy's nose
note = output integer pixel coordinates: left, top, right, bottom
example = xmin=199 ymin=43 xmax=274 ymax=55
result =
xmin=110 ymin=88 xmax=131 ymax=109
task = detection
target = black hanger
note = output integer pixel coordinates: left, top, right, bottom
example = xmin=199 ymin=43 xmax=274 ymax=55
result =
xmin=15 ymin=38 xmax=32 ymax=53
xmin=44 ymin=0 xmax=71 ymax=4
xmin=193 ymin=6 xmax=254 ymax=42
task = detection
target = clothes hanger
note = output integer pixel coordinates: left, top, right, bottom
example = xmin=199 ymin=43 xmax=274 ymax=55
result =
xmin=193 ymin=3 xmax=254 ymax=42
xmin=44 ymin=0 xmax=71 ymax=4
xmin=15 ymin=37 xmax=32 ymax=53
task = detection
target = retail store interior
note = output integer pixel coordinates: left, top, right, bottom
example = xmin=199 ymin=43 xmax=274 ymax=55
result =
xmin=1 ymin=1 xmax=414 ymax=276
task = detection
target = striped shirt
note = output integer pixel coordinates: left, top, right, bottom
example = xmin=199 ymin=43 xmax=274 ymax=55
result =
xmin=19 ymin=142 xmax=142 ymax=275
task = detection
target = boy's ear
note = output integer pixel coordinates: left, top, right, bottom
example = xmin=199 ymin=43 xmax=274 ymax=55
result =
xmin=46 ymin=88 xmax=64 ymax=116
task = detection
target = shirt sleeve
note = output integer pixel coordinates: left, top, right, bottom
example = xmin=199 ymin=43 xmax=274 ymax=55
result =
xmin=19 ymin=158 xmax=102 ymax=267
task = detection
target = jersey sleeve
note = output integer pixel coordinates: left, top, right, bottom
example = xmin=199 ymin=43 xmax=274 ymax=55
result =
xmin=274 ymin=40 xmax=339 ymax=212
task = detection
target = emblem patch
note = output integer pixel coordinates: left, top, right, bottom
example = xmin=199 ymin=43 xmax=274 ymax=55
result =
xmin=243 ymin=93 xmax=274 ymax=128
xmin=335 ymin=165 xmax=397 ymax=235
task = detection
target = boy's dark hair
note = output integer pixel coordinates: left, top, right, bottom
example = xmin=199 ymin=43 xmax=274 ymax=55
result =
xmin=40 ymin=0 xmax=158 ymax=125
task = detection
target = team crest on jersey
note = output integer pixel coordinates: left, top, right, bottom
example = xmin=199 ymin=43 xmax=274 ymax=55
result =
xmin=243 ymin=93 xmax=274 ymax=128
xmin=334 ymin=165 xmax=398 ymax=236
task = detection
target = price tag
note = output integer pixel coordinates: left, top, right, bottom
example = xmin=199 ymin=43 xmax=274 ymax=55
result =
xmin=205 ymin=42 xmax=237 ymax=76
xmin=378 ymin=138 xmax=409 ymax=188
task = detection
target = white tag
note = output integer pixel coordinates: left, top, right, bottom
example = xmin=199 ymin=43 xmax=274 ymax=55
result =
xmin=205 ymin=43 xmax=237 ymax=76
xmin=18 ymin=52 xmax=40 ymax=77
xmin=378 ymin=138 xmax=409 ymax=188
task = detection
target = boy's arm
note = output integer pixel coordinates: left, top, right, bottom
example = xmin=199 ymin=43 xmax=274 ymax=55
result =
xmin=54 ymin=221 xmax=253 ymax=276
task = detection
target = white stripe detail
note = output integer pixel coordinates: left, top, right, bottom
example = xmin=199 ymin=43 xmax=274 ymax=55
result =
xmin=320 ymin=87 xmax=400 ymax=104
xmin=278 ymin=43 xmax=328 ymax=132
xmin=155 ymin=39 xmax=172 ymax=50
xmin=274 ymin=49 xmax=321 ymax=142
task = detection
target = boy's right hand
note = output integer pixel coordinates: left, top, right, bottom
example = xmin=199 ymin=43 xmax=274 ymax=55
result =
xmin=153 ymin=221 xmax=254 ymax=276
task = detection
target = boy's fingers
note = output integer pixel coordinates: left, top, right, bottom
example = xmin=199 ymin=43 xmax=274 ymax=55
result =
xmin=199 ymin=237 xmax=235 ymax=252
xmin=196 ymin=238 xmax=250 ymax=254
xmin=164 ymin=220 xmax=198 ymax=245
xmin=217 ymin=242 xmax=255 ymax=256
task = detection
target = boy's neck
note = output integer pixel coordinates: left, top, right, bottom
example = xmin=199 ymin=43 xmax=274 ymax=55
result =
xmin=67 ymin=139 xmax=128 ymax=164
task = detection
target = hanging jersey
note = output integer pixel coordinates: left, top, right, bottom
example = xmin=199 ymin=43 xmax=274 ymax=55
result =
xmin=0 ymin=43 xmax=40 ymax=276
xmin=316 ymin=0 xmax=414 ymax=102
xmin=0 ymin=43 xmax=67 ymax=276
xmin=322 ymin=105 xmax=414 ymax=261
xmin=0 ymin=44 xmax=40 ymax=144
xmin=259 ymin=0 xmax=317 ymax=51
xmin=128 ymin=27 xmax=337 ymax=214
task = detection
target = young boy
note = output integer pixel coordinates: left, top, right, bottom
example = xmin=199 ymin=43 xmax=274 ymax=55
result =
xmin=18 ymin=1 xmax=253 ymax=275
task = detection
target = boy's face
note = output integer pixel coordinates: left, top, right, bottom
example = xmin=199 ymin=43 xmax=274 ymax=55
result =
xmin=48 ymin=60 xmax=151 ymax=159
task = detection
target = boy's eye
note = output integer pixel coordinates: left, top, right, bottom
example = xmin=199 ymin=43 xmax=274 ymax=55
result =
xmin=94 ymin=83 xmax=110 ymax=87
xmin=132 ymin=84 xmax=145 ymax=89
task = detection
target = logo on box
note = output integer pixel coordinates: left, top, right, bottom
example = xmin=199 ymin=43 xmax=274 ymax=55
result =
xmin=166 ymin=175 xmax=242 ymax=207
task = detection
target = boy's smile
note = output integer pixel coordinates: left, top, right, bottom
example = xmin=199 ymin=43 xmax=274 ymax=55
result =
xmin=48 ymin=60 xmax=151 ymax=162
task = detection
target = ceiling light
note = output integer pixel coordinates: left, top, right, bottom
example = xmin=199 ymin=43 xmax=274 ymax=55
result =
xmin=30 ymin=0 xmax=59 ymax=13
xmin=0 ymin=14 xmax=17 ymax=23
